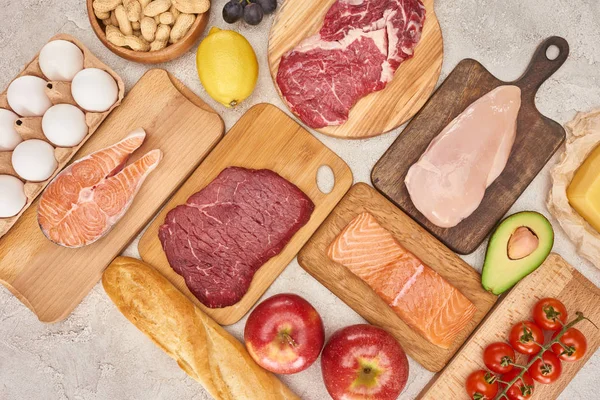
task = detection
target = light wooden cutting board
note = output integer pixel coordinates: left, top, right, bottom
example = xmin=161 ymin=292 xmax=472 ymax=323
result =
xmin=419 ymin=254 xmax=600 ymax=400
xmin=0 ymin=69 xmax=223 ymax=323
xmin=297 ymin=183 xmax=497 ymax=372
xmin=268 ymin=0 xmax=443 ymax=139
xmin=372 ymin=37 xmax=569 ymax=254
xmin=138 ymin=104 xmax=354 ymax=325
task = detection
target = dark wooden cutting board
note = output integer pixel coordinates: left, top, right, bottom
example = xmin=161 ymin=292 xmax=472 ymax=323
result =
xmin=372 ymin=36 xmax=569 ymax=254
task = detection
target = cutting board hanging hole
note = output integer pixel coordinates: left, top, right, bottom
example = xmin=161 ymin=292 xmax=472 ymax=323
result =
xmin=546 ymin=45 xmax=560 ymax=60
xmin=317 ymin=165 xmax=335 ymax=194
xmin=516 ymin=36 xmax=569 ymax=98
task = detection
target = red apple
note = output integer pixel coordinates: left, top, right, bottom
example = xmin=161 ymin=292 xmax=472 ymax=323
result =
xmin=321 ymin=324 xmax=409 ymax=400
xmin=244 ymin=293 xmax=325 ymax=374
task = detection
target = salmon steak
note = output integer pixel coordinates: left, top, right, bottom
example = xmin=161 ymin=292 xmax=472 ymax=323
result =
xmin=38 ymin=128 xmax=162 ymax=248
xmin=328 ymin=212 xmax=476 ymax=349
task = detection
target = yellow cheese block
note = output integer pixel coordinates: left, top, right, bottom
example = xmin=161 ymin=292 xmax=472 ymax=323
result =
xmin=567 ymin=144 xmax=600 ymax=233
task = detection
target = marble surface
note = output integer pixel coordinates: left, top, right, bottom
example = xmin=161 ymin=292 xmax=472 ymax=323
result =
xmin=1 ymin=0 xmax=600 ymax=399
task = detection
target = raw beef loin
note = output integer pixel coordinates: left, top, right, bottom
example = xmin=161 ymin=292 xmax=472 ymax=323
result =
xmin=158 ymin=167 xmax=315 ymax=308
xmin=276 ymin=0 xmax=426 ymax=129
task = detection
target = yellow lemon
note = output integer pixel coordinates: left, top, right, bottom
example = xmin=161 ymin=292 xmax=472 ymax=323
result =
xmin=196 ymin=27 xmax=258 ymax=108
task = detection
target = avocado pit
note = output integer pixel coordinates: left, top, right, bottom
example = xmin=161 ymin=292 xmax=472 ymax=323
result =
xmin=507 ymin=226 xmax=539 ymax=260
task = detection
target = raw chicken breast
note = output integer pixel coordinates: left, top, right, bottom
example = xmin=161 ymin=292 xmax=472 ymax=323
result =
xmin=38 ymin=129 xmax=162 ymax=248
xmin=405 ymin=85 xmax=522 ymax=228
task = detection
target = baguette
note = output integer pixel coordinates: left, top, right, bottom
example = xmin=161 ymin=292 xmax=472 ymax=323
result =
xmin=103 ymin=257 xmax=300 ymax=400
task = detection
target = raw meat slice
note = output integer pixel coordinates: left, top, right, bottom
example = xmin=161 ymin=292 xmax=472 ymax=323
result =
xmin=38 ymin=128 xmax=161 ymax=248
xmin=405 ymin=85 xmax=522 ymax=228
xmin=276 ymin=0 xmax=426 ymax=129
xmin=328 ymin=212 xmax=476 ymax=349
xmin=158 ymin=167 xmax=315 ymax=309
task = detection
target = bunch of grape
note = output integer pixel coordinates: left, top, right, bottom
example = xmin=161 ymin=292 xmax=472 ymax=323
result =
xmin=223 ymin=0 xmax=278 ymax=26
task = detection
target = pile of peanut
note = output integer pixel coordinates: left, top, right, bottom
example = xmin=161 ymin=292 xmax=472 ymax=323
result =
xmin=92 ymin=0 xmax=210 ymax=52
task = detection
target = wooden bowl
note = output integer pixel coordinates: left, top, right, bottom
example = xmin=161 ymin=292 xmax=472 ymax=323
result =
xmin=86 ymin=0 xmax=209 ymax=64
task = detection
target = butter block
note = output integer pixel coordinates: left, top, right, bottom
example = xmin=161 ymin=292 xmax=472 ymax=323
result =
xmin=567 ymin=144 xmax=600 ymax=233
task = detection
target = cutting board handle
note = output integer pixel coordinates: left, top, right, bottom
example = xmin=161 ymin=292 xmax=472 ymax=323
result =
xmin=515 ymin=36 xmax=569 ymax=98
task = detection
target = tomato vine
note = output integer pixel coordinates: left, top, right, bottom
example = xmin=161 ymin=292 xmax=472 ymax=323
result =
xmin=493 ymin=312 xmax=589 ymax=400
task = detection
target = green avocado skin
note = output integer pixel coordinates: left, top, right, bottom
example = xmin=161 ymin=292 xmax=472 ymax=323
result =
xmin=481 ymin=211 xmax=554 ymax=295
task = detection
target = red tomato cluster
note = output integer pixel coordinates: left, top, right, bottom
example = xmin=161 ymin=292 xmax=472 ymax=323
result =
xmin=465 ymin=298 xmax=588 ymax=400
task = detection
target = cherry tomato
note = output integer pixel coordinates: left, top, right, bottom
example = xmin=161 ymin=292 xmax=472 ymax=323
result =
xmin=501 ymin=370 xmax=535 ymax=400
xmin=551 ymin=328 xmax=587 ymax=361
xmin=532 ymin=298 xmax=568 ymax=331
xmin=465 ymin=370 xmax=499 ymax=400
xmin=528 ymin=350 xmax=562 ymax=384
xmin=508 ymin=321 xmax=544 ymax=355
xmin=483 ymin=342 xmax=516 ymax=374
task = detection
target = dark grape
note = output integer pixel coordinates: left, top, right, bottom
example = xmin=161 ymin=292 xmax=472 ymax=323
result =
xmin=244 ymin=3 xmax=264 ymax=25
xmin=256 ymin=0 xmax=277 ymax=14
xmin=223 ymin=0 xmax=244 ymax=23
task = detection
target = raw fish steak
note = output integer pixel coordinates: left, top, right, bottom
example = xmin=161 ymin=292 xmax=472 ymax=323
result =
xmin=405 ymin=85 xmax=522 ymax=228
xmin=38 ymin=129 xmax=162 ymax=248
xmin=276 ymin=0 xmax=426 ymax=129
xmin=159 ymin=167 xmax=315 ymax=308
xmin=328 ymin=212 xmax=476 ymax=349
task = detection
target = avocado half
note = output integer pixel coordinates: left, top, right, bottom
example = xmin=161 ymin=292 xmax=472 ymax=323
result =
xmin=481 ymin=211 xmax=554 ymax=295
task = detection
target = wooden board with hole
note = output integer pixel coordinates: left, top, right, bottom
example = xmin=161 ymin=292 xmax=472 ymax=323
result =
xmin=267 ymin=0 xmax=443 ymax=139
xmin=0 ymin=69 xmax=223 ymax=323
xmin=419 ymin=254 xmax=600 ymax=399
xmin=138 ymin=104 xmax=354 ymax=325
xmin=297 ymin=183 xmax=497 ymax=372
xmin=372 ymin=37 xmax=569 ymax=254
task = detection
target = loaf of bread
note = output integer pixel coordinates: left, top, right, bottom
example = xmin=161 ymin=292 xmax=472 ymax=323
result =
xmin=103 ymin=256 xmax=299 ymax=400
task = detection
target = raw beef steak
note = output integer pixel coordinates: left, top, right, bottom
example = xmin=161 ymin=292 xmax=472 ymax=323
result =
xmin=276 ymin=0 xmax=426 ymax=129
xmin=158 ymin=167 xmax=314 ymax=308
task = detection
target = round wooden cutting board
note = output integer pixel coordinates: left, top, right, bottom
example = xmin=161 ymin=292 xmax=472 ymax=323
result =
xmin=268 ymin=0 xmax=443 ymax=139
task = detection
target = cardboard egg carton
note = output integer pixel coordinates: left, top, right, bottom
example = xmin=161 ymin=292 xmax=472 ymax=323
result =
xmin=0 ymin=33 xmax=125 ymax=238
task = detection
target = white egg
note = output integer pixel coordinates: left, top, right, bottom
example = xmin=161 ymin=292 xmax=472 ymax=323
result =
xmin=39 ymin=40 xmax=84 ymax=82
xmin=0 ymin=175 xmax=27 ymax=218
xmin=71 ymin=68 xmax=118 ymax=112
xmin=7 ymin=75 xmax=53 ymax=117
xmin=12 ymin=139 xmax=57 ymax=182
xmin=0 ymin=108 xmax=22 ymax=151
xmin=42 ymin=104 xmax=88 ymax=147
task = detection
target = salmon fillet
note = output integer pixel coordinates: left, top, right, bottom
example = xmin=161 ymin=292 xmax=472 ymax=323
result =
xmin=327 ymin=212 xmax=476 ymax=349
xmin=38 ymin=128 xmax=162 ymax=248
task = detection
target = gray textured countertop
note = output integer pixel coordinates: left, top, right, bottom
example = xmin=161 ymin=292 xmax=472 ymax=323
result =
xmin=1 ymin=0 xmax=600 ymax=399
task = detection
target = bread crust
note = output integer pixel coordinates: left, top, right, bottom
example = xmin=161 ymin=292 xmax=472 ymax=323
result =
xmin=103 ymin=256 xmax=299 ymax=400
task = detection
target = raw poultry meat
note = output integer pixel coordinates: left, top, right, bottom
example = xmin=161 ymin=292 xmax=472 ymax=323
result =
xmin=405 ymin=85 xmax=522 ymax=228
